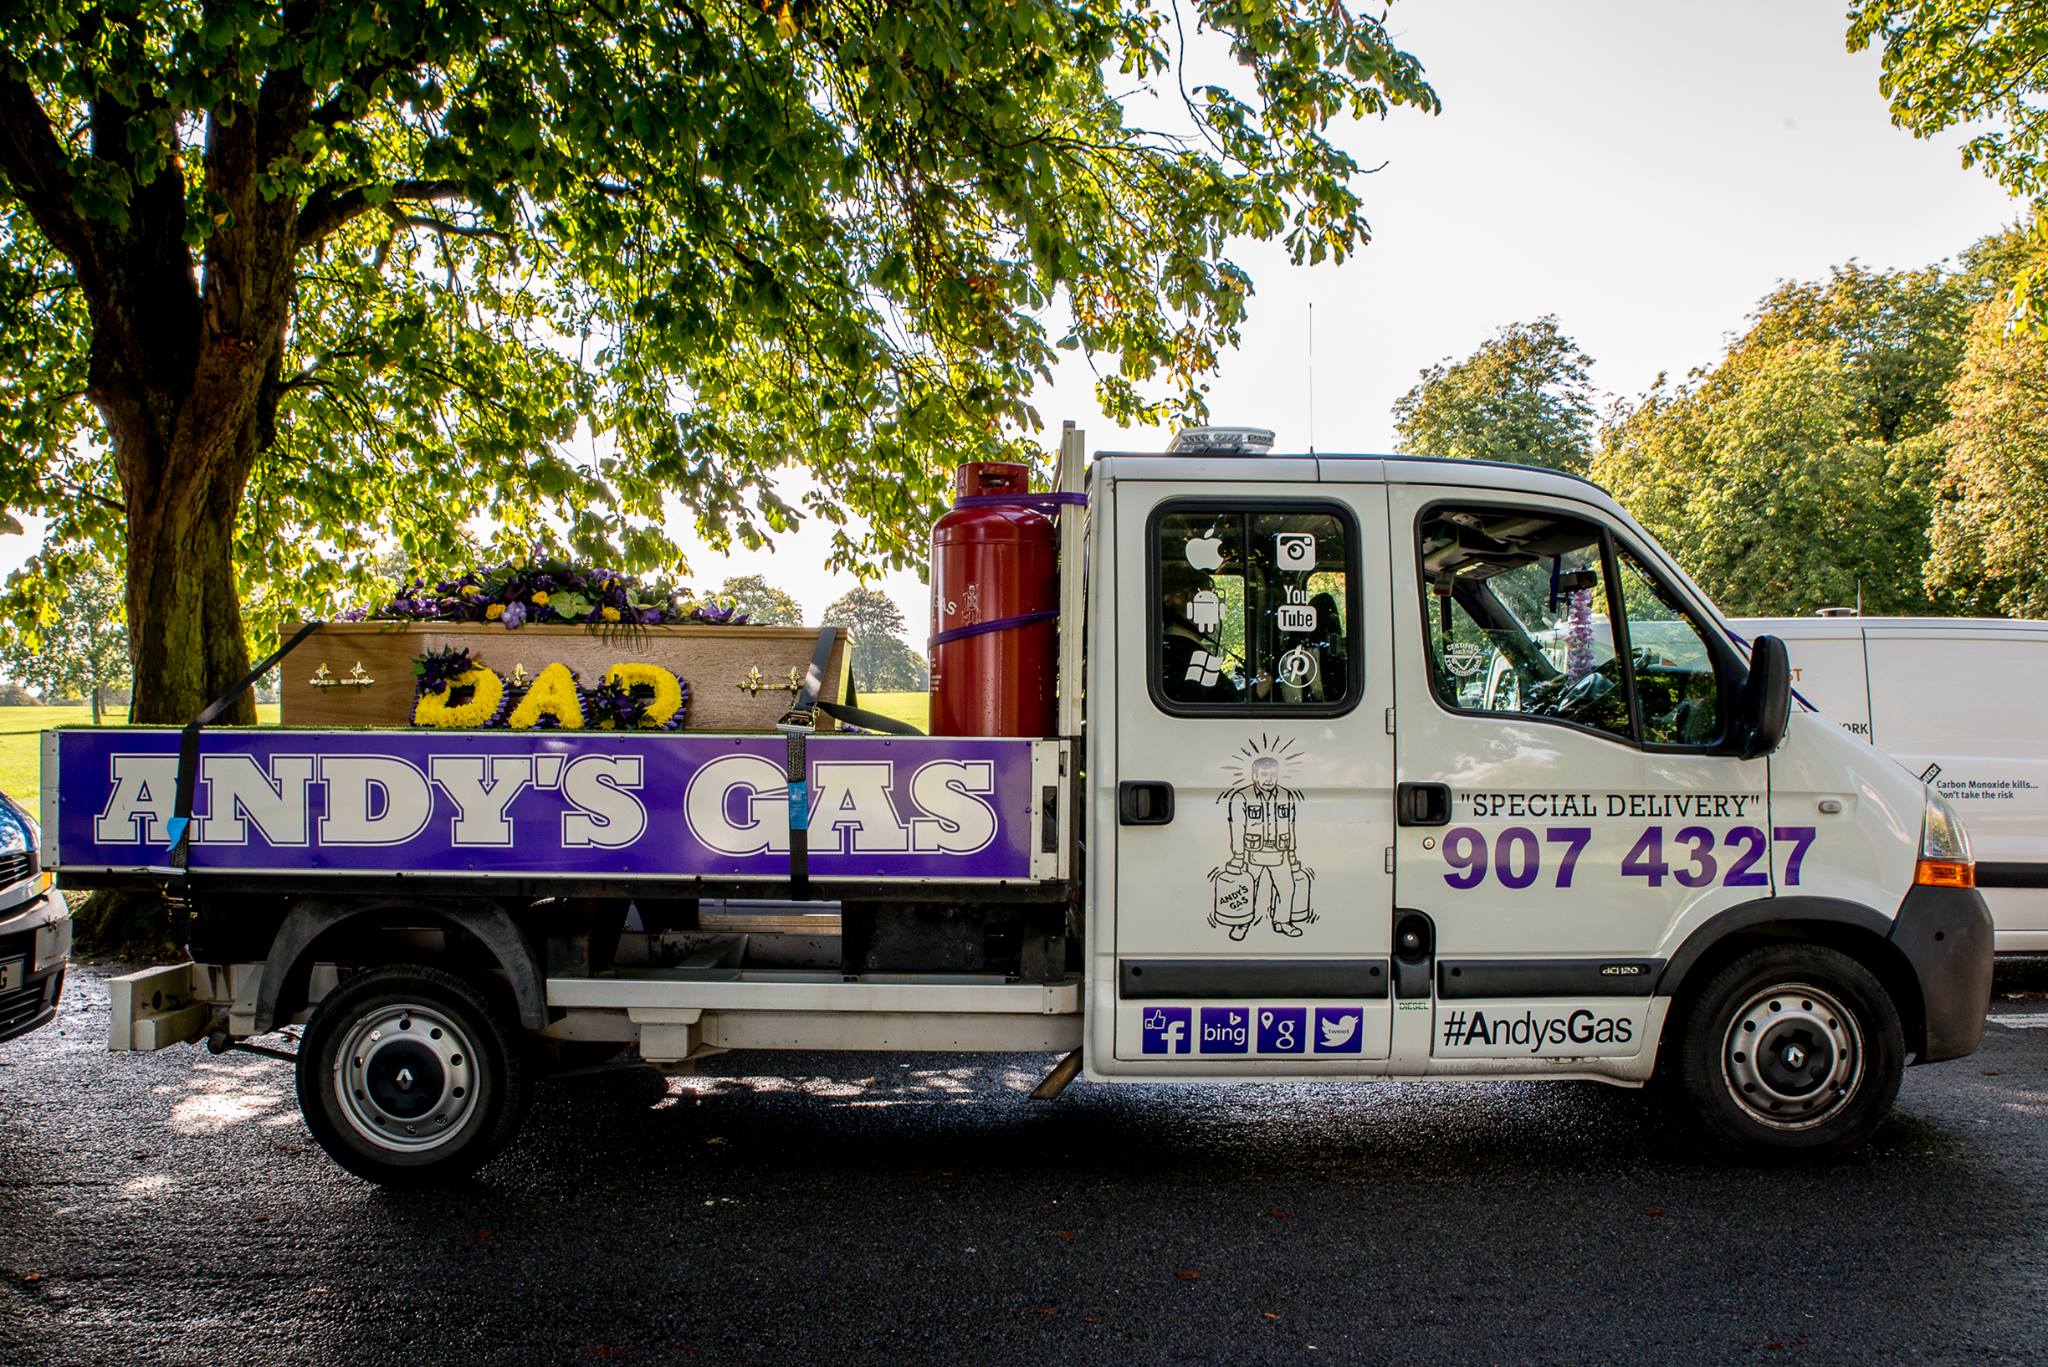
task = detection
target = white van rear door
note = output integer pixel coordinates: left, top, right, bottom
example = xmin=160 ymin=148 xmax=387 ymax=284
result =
xmin=1095 ymin=473 xmax=1397 ymax=1075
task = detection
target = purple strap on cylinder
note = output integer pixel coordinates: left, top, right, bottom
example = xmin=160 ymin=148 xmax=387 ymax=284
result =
xmin=929 ymin=609 xmax=1059 ymax=648
xmin=951 ymin=492 xmax=1089 ymax=512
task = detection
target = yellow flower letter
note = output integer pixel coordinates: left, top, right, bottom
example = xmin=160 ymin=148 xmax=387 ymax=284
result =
xmin=604 ymin=662 xmax=686 ymax=728
xmin=412 ymin=667 xmax=506 ymax=728
xmin=507 ymin=661 xmax=584 ymax=729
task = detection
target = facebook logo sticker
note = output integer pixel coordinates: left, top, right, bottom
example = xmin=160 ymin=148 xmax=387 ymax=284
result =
xmin=1200 ymin=1007 xmax=1251 ymax=1054
xmin=1313 ymin=1006 xmax=1365 ymax=1054
xmin=1141 ymin=1007 xmax=1193 ymax=1055
xmin=1256 ymin=1007 xmax=1307 ymax=1054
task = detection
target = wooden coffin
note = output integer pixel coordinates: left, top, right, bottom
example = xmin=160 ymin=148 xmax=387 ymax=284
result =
xmin=279 ymin=622 xmax=848 ymax=732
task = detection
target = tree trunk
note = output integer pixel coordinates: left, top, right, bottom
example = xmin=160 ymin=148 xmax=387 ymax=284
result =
xmin=122 ymin=451 xmax=258 ymax=725
xmin=90 ymin=686 xmax=101 ymax=725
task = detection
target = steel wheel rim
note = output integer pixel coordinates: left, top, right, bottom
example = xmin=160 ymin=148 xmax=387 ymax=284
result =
xmin=331 ymin=1002 xmax=480 ymax=1154
xmin=1720 ymin=981 xmax=1863 ymax=1131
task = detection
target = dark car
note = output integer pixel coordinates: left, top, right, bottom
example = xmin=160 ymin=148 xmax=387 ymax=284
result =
xmin=0 ymin=790 xmax=69 ymax=1043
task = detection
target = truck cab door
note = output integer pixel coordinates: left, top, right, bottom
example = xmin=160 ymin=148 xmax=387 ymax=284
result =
xmin=1092 ymin=469 xmax=1397 ymax=1075
xmin=1388 ymin=487 xmax=1770 ymax=1070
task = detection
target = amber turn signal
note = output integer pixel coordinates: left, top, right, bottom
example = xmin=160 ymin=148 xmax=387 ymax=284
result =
xmin=1914 ymin=859 xmax=1975 ymax=889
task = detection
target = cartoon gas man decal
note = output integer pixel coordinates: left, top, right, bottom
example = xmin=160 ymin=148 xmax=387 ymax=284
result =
xmin=1209 ymin=739 xmax=1317 ymax=940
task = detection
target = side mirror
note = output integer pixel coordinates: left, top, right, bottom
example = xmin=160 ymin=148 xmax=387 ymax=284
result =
xmin=1735 ymin=634 xmax=1792 ymax=759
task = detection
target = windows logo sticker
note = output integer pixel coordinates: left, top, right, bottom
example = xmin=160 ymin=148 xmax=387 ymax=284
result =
xmin=1141 ymin=1007 xmax=1192 ymax=1055
xmin=1185 ymin=649 xmax=1223 ymax=688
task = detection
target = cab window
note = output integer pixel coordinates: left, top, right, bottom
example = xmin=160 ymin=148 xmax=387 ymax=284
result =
xmin=1417 ymin=504 xmax=1727 ymax=748
xmin=1153 ymin=505 xmax=1356 ymax=713
xmin=1615 ymin=548 xmax=1723 ymax=745
xmin=1420 ymin=508 xmax=1630 ymax=740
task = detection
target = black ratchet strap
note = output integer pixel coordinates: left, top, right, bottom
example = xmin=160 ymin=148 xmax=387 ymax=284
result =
xmin=166 ymin=620 xmax=326 ymax=871
xmin=815 ymin=656 xmax=923 ymax=736
xmin=776 ymin=625 xmax=841 ymax=898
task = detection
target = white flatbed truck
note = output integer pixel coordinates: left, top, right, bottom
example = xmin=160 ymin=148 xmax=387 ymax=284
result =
xmin=44 ymin=427 xmax=1995 ymax=1182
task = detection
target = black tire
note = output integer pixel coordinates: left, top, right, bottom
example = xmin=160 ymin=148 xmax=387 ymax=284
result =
xmin=296 ymin=963 xmax=530 ymax=1185
xmin=1676 ymin=944 xmax=1904 ymax=1156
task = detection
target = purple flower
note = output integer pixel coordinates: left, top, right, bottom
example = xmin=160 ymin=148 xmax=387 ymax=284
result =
xmin=501 ymin=601 xmax=528 ymax=629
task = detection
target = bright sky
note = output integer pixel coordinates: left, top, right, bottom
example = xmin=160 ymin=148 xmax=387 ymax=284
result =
xmin=1 ymin=1 xmax=2023 ymax=635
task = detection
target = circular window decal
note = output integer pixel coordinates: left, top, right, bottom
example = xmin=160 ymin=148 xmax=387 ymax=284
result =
xmin=1442 ymin=641 xmax=1489 ymax=678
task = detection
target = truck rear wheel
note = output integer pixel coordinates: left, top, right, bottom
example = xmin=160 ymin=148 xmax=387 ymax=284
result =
xmin=296 ymin=964 xmax=530 ymax=1185
xmin=1676 ymin=944 xmax=1903 ymax=1155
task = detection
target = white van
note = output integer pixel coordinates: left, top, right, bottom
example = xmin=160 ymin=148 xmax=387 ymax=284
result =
xmin=1731 ymin=616 xmax=2048 ymax=953
xmin=58 ymin=437 xmax=1996 ymax=1180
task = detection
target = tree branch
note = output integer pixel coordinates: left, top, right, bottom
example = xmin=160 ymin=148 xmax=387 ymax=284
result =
xmin=385 ymin=207 xmax=511 ymax=242
xmin=0 ymin=71 xmax=101 ymax=275
xmin=297 ymin=178 xmax=466 ymax=244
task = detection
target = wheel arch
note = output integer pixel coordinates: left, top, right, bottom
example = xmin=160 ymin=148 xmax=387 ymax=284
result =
xmin=1655 ymin=897 xmax=1928 ymax=1059
xmin=253 ymin=897 xmax=547 ymax=1034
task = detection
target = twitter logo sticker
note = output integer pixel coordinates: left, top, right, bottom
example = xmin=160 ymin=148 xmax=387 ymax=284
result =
xmin=1313 ymin=1006 xmax=1364 ymax=1054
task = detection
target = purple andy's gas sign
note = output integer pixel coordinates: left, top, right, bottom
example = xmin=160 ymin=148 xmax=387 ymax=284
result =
xmin=48 ymin=729 xmax=1052 ymax=883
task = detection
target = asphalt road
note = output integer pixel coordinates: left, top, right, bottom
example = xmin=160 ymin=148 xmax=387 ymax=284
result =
xmin=2 ymin=964 xmax=2046 ymax=1366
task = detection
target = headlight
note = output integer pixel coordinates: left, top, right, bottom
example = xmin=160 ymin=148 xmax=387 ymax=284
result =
xmin=1915 ymin=789 xmax=1974 ymax=888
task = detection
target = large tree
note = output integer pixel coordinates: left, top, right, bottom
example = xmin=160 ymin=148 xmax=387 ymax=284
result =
xmin=1924 ymin=248 xmax=2048 ymax=615
xmin=0 ymin=546 xmax=130 ymax=722
xmin=1850 ymin=0 xmax=2048 ymax=318
xmin=824 ymin=585 xmax=925 ymax=691
xmin=716 ymin=574 xmax=805 ymax=627
xmin=1592 ymin=264 xmax=1976 ymax=616
xmin=1391 ymin=315 xmax=1597 ymax=473
xmin=0 ymin=1 xmax=1435 ymax=723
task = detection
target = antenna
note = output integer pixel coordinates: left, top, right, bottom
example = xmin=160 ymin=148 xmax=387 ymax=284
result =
xmin=1307 ymin=300 xmax=1316 ymax=456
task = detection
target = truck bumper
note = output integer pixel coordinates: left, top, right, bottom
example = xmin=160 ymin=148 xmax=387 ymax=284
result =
xmin=108 ymin=962 xmax=213 ymax=1053
xmin=0 ymin=887 xmax=72 ymax=1044
xmin=1889 ymin=884 xmax=1996 ymax=1063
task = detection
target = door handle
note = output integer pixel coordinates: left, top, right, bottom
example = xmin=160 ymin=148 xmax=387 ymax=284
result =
xmin=1396 ymin=781 xmax=1452 ymax=827
xmin=1118 ymin=780 xmax=1176 ymax=826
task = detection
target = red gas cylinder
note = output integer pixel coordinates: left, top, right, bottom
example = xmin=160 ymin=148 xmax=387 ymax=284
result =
xmin=929 ymin=462 xmax=1058 ymax=737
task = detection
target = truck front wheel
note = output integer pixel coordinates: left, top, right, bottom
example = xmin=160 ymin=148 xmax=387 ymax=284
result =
xmin=1676 ymin=944 xmax=1904 ymax=1155
xmin=296 ymin=964 xmax=530 ymax=1185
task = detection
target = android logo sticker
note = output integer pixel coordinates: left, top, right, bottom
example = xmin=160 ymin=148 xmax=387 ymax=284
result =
xmin=1209 ymin=737 xmax=1317 ymax=940
xmin=1188 ymin=589 xmax=1225 ymax=632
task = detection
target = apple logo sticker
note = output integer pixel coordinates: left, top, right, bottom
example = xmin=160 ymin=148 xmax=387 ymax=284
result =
xmin=1185 ymin=535 xmax=1224 ymax=572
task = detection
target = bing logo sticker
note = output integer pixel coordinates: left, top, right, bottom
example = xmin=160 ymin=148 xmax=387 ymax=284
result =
xmin=1200 ymin=1007 xmax=1251 ymax=1054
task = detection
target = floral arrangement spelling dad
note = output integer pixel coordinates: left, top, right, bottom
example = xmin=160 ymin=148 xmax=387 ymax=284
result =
xmin=350 ymin=561 xmax=762 ymax=732
xmin=410 ymin=647 xmax=688 ymax=731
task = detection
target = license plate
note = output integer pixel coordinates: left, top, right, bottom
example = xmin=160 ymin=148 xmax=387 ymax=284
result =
xmin=0 ymin=959 xmax=20 ymax=991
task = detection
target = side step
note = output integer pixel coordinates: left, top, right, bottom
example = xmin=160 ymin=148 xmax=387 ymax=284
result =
xmin=545 ymin=970 xmax=1084 ymax=1063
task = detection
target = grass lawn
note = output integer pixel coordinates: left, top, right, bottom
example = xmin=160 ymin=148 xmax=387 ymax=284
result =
xmin=0 ymin=697 xmax=932 ymax=813
xmin=856 ymin=690 xmax=930 ymax=733
xmin=0 ymin=704 xmax=281 ymax=812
